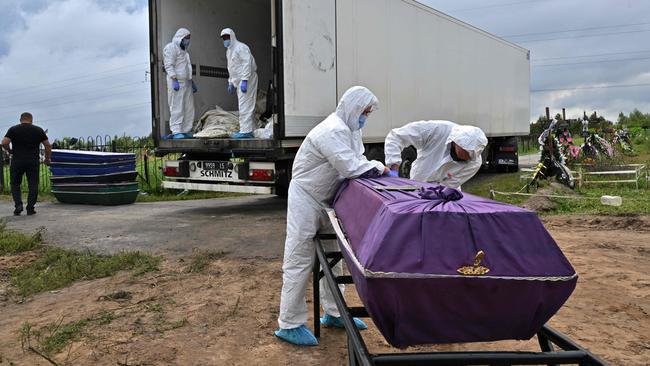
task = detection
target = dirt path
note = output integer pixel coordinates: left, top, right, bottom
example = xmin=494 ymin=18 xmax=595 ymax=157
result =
xmin=1 ymin=215 xmax=648 ymax=365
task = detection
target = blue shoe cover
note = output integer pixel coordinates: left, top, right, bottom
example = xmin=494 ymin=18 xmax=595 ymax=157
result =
xmin=274 ymin=325 xmax=318 ymax=346
xmin=321 ymin=314 xmax=368 ymax=330
xmin=183 ymin=133 xmax=193 ymax=138
xmin=172 ymin=133 xmax=186 ymax=139
xmin=231 ymin=131 xmax=254 ymax=139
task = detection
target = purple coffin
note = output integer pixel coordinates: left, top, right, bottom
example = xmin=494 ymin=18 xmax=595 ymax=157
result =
xmin=332 ymin=177 xmax=577 ymax=348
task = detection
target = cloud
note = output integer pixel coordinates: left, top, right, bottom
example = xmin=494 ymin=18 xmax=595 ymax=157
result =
xmin=418 ymin=0 xmax=650 ymax=123
xmin=0 ymin=0 xmax=149 ymax=139
xmin=2 ymin=0 xmax=648 ymax=139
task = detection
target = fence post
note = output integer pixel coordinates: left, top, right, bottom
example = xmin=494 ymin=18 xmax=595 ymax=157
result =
xmin=0 ymin=153 xmax=4 ymax=193
xmin=578 ymin=167 xmax=583 ymax=189
xmin=143 ymin=151 xmax=150 ymax=186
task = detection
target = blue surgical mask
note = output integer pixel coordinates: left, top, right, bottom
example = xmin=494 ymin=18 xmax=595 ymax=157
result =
xmin=181 ymin=38 xmax=190 ymax=48
xmin=358 ymin=114 xmax=368 ymax=129
xmin=223 ymin=39 xmax=231 ymax=48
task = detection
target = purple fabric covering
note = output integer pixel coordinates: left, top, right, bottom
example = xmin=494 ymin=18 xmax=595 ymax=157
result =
xmin=332 ymin=177 xmax=577 ymax=348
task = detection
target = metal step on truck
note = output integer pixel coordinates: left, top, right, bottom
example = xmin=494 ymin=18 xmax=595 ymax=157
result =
xmin=150 ymin=0 xmax=530 ymax=196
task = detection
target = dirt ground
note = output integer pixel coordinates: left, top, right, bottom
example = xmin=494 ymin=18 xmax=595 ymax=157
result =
xmin=1 ymin=214 xmax=649 ymax=365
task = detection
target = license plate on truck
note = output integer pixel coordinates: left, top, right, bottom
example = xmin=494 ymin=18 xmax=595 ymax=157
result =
xmin=197 ymin=161 xmax=233 ymax=179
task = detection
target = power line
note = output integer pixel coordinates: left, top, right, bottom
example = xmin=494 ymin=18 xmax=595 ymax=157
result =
xmin=449 ymin=0 xmax=547 ymax=13
xmin=533 ymin=55 xmax=650 ymax=67
xmin=516 ymin=28 xmax=650 ymax=43
xmin=533 ymin=49 xmax=650 ymax=61
xmin=503 ymin=21 xmax=650 ymax=38
xmin=531 ymin=83 xmax=650 ymax=92
xmin=1 ymin=69 xmax=147 ymax=100
xmin=0 ymin=103 xmax=151 ymax=130
xmin=36 ymin=102 xmax=151 ymax=123
xmin=0 ymin=81 xmax=147 ymax=110
xmin=0 ymin=88 xmax=150 ymax=121
xmin=0 ymin=63 xmax=148 ymax=97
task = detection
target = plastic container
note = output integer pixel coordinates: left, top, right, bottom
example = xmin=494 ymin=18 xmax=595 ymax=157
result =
xmin=600 ymin=195 xmax=622 ymax=206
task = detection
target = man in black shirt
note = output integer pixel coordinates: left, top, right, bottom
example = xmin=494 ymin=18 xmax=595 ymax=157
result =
xmin=2 ymin=113 xmax=52 ymax=215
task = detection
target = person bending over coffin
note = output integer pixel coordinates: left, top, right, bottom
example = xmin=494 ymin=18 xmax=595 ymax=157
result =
xmin=384 ymin=120 xmax=487 ymax=189
xmin=275 ymin=86 xmax=390 ymax=346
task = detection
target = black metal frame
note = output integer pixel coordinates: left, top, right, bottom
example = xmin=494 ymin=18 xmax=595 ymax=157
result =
xmin=313 ymin=233 xmax=608 ymax=366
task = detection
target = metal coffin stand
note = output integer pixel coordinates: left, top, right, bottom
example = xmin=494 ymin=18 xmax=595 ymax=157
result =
xmin=312 ymin=231 xmax=608 ymax=366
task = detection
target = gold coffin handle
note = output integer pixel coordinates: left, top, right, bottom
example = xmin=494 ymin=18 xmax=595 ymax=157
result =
xmin=457 ymin=250 xmax=490 ymax=276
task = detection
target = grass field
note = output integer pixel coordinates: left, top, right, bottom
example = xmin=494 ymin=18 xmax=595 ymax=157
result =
xmin=0 ymin=223 xmax=160 ymax=298
xmin=466 ymin=138 xmax=650 ymax=215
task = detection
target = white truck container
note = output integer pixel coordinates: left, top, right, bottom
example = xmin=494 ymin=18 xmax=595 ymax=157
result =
xmin=150 ymin=0 xmax=530 ymax=195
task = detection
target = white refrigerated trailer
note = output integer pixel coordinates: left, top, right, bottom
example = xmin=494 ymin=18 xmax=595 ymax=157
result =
xmin=150 ymin=0 xmax=530 ymax=195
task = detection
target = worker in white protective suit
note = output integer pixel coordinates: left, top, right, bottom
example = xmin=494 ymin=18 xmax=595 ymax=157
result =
xmin=163 ymin=28 xmax=197 ymax=139
xmin=384 ymin=121 xmax=488 ymax=189
xmin=220 ymin=28 xmax=258 ymax=139
xmin=275 ymin=86 xmax=389 ymax=346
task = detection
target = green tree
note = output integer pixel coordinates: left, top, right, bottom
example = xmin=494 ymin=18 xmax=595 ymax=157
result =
xmin=626 ymin=109 xmax=650 ymax=128
xmin=529 ymin=115 xmax=552 ymax=138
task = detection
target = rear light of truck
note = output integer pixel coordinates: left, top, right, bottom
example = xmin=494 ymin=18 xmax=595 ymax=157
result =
xmin=164 ymin=161 xmax=189 ymax=177
xmin=499 ymin=146 xmax=516 ymax=152
xmin=164 ymin=166 xmax=180 ymax=177
xmin=249 ymin=169 xmax=274 ymax=181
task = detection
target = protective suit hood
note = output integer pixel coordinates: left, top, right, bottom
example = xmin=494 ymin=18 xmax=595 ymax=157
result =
xmin=335 ymin=86 xmax=379 ymax=131
xmin=446 ymin=125 xmax=488 ymax=159
xmin=220 ymin=28 xmax=238 ymax=48
xmin=173 ymin=28 xmax=190 ymax=48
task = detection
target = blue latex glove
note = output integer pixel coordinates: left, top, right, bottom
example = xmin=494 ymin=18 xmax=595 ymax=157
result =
xmin=192 ymin=81 xmax=197 ymax=93
xmin=274 ymin=325 xmax=318 ymax=346
xmin=388 ymin=169 xmax=399 ymax=178
xmin=227 ymin=83 xmax=235 ymax=94
xmin=172 ymin=79 xmax=180 ymax=91
xmin=240 ymin=80 xmax=248 ymax=93
xmin=321 ymin=314 xmax=368 ymax=330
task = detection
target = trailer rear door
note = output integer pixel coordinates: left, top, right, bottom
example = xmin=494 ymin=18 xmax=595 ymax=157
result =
xmin=280 ymin=0 xmax=337 ymax=137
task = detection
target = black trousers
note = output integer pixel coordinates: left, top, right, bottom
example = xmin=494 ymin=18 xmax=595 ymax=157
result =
xmin=10 ymin=160 xmax=40 ymax=211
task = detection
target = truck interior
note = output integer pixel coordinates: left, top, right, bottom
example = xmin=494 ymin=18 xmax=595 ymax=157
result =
xmin=151 ymin=0 xmax=277 ymax=149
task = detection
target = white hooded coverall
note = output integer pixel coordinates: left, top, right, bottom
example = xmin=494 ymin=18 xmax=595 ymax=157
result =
xmin=163 ymin=28 xmax=194 ymax=135
xmin=384 ymin=120 xmax=488 ymax=188
xmin=221 ymin=28 xmax=258 ymax=134
xmin=278 ymin=86 xmax=385 ymax=330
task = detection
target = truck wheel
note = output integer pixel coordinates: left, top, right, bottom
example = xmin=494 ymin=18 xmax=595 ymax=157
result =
xmin=400 ymin=146 xmax=417 ymax=178
xmin=275 ymin=182 xmax=289 ymax=197
xmin=274 ymin=160 xmax=292 ymax=197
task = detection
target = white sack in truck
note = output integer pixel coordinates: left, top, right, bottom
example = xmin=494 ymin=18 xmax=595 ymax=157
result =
xmin=193 ymin=106 xmax=239 ymax=138
xmin=193 ymin=89 xmax=270 ymax=139
xmin=254 ymin=121 xmax=274 ymax=139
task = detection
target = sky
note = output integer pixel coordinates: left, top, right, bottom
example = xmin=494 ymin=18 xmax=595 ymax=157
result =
xmin=0 ymin=0 xmax=649 ymax=139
